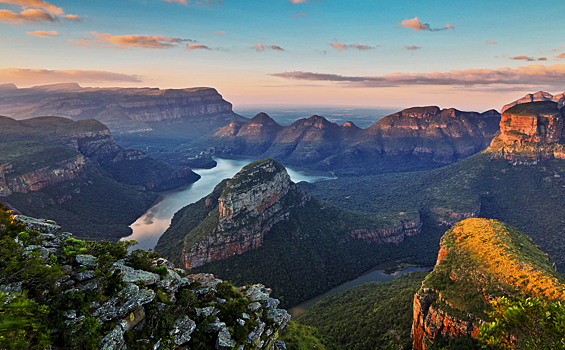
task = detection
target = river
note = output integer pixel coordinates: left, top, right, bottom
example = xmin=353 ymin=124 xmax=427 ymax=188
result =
xmin=121 ymin=158 xmax=336 ymax=250
xmin=289 ymin=263 xmax=429 ymax=318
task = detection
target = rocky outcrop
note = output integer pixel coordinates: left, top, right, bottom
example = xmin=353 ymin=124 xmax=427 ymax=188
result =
xmin=411 ymin=218 xmax=565 ymax=349
xmin=210 ymin=108 xmax=500 ymax=174
xmin=2 ymin=214 xmax=290 ymax=350
xmin=345 ymin=214 xmax=422 ymax=244
xmin=501 ymin=91 xmax=565 ymax=113
xmin=487 ymin=101 xmax=565 ymax=163
xmin=0 ymin=154 xmax=88 ymax=196
xmin=183 ymin=159 xmax=311 ymax=269
xmin=0 ymin=84 xmax=245 ymax=137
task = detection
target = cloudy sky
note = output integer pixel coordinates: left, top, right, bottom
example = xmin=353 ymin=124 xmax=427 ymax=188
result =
xmin=1 ymin=0 xmax=565 ymax=110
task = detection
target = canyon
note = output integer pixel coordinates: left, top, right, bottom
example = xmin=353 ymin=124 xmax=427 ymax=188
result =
xmin=209 ymin=107 xmax=500 ymax=175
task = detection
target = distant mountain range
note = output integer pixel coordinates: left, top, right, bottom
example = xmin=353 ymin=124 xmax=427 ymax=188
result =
xmin=0 ymin=83 xmax=245 ymax=138
xmin=208 ymin=107 xmax=501 ymax=175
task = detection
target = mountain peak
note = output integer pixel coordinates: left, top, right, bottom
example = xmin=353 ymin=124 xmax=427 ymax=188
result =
xmin=502 ymin=91 xmax=565 ymax=113
xmin=249 ymin=112 xmax=280 ymax=126
xmin=0 ymin=83 xmax=17 ymax=91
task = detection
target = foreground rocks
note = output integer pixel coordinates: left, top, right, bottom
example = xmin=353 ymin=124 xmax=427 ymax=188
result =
xmin=4 ymin=215 xmax=290 ymax=349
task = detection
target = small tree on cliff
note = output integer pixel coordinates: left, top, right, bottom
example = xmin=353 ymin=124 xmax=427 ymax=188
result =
xmin=478 ymin=297 xmax=565 ymax=349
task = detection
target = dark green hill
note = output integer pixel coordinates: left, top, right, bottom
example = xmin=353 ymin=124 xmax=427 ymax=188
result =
xmin=0 ymin=116 xmax=199 ymax=240
xmin=156 ymin=159 xmax=437 ymax=308
xmin=291 ymin=271 xmax=429 ymax=350
xmin=301 ymin=151 xmax=565 ymax=273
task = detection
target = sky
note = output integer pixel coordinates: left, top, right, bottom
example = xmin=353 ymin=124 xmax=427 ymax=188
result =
xmin=1 ymin=0 xmax=565 ymax=111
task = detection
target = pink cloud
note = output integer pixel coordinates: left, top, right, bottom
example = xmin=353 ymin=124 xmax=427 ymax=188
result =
xmin=250 ymin=43 xmax=285 ymax=52
xmin=26 ymin=30 xmax=62 ymax=37
xmin=291 ymin=11 xmax=306 ymax=17
xmin=163 ymin=0 xmax=187 ymax=3
xmin=329 ymin=39 xmax=375 ymax=51
xmin=187 ymin=44 xmax=211 ymax=50
xmin=73 ymin=32 xmax=193 ymax=49
xmin=0 ymin=8 xmax=57 ymax=23
xmin=398 ymin=17 xmax=455 ymax=31
xmin=0 ymin=68 xmax=142 ymax=85
xmin=63 ymin=14 xmax=80 ymax=21
xmin=486 ymin=40 xmax=498 ymax=45
xmin=0 ymin=0 xmax=63 ymax=15
xmin=555 ymin=53 xmax=565 ymax=59
xmin=405 ymin=45 xmax=421 ymax=50
xmin=270 ymin=64 xmax=565 ymax=89
xmin=508 ymin=55 xmax=546 ymax=62
xmin=212 ymin=31 xmax=226 ymax=35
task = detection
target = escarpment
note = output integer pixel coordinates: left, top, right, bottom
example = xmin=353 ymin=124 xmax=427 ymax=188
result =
xmin=183 ymin=159 xmax=311 ymax=269
xmin=210 ymin=107 xmax=500 ymax=175
xmin=411 ymin=218 xmax=565 ymax=349
xmin=487 ymin=101 xmax=565 ymax=163
xmin=501 ymin=91 xmax=565 ymax=113
xmin=0 ymin=210 xmax=290 ymax=350
xmin=0 ymin=84 xmax=245 ymax=137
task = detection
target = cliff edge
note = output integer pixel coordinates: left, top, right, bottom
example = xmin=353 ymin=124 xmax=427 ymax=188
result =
xmin=412 ymin=218 xmax=565 ymax=349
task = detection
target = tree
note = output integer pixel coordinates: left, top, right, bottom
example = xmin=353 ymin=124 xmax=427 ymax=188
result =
xmin=478 ymin=297 xmax=565 ymax=349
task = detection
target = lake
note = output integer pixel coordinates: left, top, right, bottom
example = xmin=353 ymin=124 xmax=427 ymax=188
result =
xmin=121 ymin=158 xmax=336 ymax=250
xmin=289 ymin=264 xmax=429 ymax=318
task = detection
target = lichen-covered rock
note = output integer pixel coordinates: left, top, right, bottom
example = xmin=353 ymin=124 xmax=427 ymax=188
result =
xmin=171 ymin=316 xmax=196 ymax=345
xmin=76 ymin=254 xmax=98 ymax=267
xmin=14 ymin=215 xmax=61 ymax=234
xmin=113 ymin=262 xmax=160 ymax=286
xmin=92 ymin=284 xmax=155 ymax=322
xmin=100 ymin=325 xmax=125 ymax=350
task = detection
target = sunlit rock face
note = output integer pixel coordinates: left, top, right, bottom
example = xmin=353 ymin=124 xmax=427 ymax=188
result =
xmin=411 ymin=218 xmax=565 ymax=350
xmin=183 ymin=158 xmax=310 ymax=269
xmin=487 ymin=101 xmax=565 ymax=163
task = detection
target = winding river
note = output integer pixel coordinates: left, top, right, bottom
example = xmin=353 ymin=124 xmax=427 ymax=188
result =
xmin=121 ymin=158 xmax=336 ymax=251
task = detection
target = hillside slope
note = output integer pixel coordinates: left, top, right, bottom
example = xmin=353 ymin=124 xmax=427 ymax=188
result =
xmin=412 ymin=218 xmax=565 ymax=349
xmin=0 ymin=116 xmax=200 ymax=240
xmin=156 ymin=158 xmax=435 ymax=307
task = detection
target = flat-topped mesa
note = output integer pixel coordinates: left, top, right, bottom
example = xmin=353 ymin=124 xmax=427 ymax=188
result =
xmin=501 ymin=91 xmax=565 ymax=113
xmin=411 ymin=218 xmax=565 ymax=350
xmin=0 ymin=84 xmax=245 ymax=136
xmin=218 ymin=158 xmax=290 ymax=224
xmin=488 ymin=101 xmax=565 ymax=162
xmin=183 ymin=158 xmax=310 ymax=270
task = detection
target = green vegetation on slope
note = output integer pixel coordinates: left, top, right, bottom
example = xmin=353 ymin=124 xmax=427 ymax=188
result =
xmin=278 ymin=321 xmax=341 ymax=350
xmin=301 ymin=152 xmax=565 ymax=273
xmin=295 ymin=271 xmax=428 ymax=350
xmin=424 ymin=219 xmax=565 ymax=322
xmin=504 ymin=101 xmax=560 ymax=117
xmin=179 ymin=194 xmax=440 ymax=308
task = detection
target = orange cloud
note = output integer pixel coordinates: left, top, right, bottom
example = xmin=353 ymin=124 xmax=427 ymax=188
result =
xmin=405 ymin=45 xmax=421 ymax=50
xmin=0 ymin=0 xmax=63 ymax=15
xmin=26 ymin=30 xmax=62 ymax=37
xmin=212 ymin=31 xmax=226 ymax=35
xmin=398 ymin=17 xmax=455 ymax=31
xmin=63 ymin=14 xmax=80 ymax=21
xmin=555 ymin=53 xmax=565 ymax=59
xmin=73 ymin=32 xmax=193 ymax=49
xmin=291 ymin=11 xmax=306 ymax=17
xmin=270 ymin=64 xmax=565 ymax=89
xmin=187 ymin=44 xmax=211 ymax=50
xmin=509 ymin=55 xmax=547 ymax=61
xmin=250 ymin=43 xmax=284 ymax=52
xmin=486 ymin=40 xmax=498 ymax=45
xmin=329 ymin=39 xmax=375 ymax=51
xmin=0 ymin=8 xmax=57 ymax=23
xmin=163 ymin=0 xmax=187 ymax=3
xmin=0 ymin=68 xmax=142 ymax=85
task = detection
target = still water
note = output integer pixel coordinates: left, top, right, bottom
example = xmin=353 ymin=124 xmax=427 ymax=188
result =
xmin=289 ymin=264 xmax=429 ymax=318
xmin=121 ymin=158 xmax=335 ymax=250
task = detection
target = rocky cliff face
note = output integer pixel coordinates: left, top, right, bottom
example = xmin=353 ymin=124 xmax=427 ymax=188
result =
xmin=183 ymin=159 xmax=311 ymax=269
xmin=0 ymin=154 xmax=89 ymax=197
xmin=210 ymin=108 xmax=500 ymax=175
xmin=501 ymin=91 xmax=565 ymax=113
xmin=0 ymin=84 xmax=245 ymax=137
xmin=345 ymin=214 xmax=422 ymax=244
xmin=411 ymin=218 xmax=565 ymax=349
xmin=1 ymin=213 xmax=290 ymax=350
xmin=487 ymin=101 xmax=565 ymax=163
